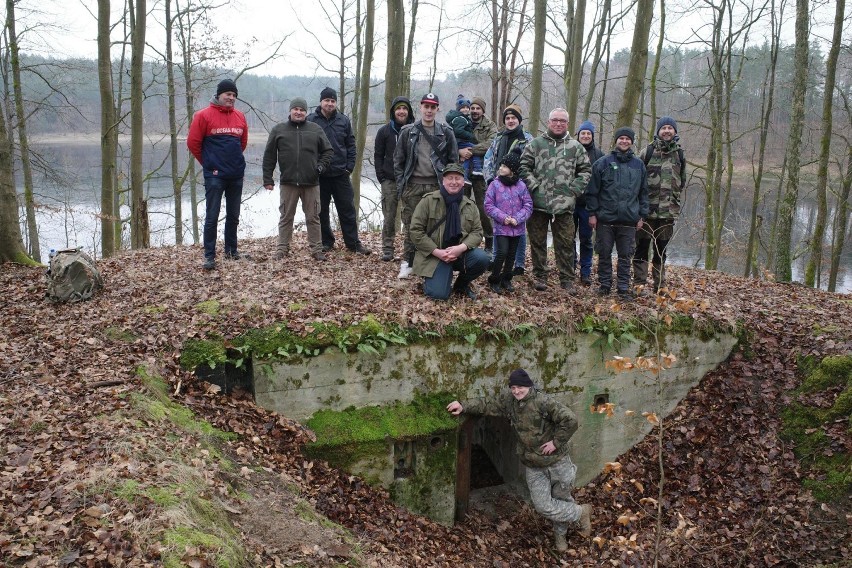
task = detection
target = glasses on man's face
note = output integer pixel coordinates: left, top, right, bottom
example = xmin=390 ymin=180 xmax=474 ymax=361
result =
xmin=550 ymin=118 xmax=568 ymax=124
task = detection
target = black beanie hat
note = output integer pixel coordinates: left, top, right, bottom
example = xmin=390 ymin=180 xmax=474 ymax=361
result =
xmin=320 ymin=87 xmax=337 ymax=101
xmin=216 ymin=79 xmax=238 ymax=98
xmin=500 ymin=152 xmax=522 ymax=177
xmin=613 ymin=126 xmax=636 ymax=143
xmin=502 ymin=104 xmax=523 ymax=123
xmin=508 ymin=369 xmax=534 ymax=388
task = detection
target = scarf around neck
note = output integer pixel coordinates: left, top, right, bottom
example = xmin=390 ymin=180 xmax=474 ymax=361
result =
xmin=439 ymin=187 xmax=464 ymax=248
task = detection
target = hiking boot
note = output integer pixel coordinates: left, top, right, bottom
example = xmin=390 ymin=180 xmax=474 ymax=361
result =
xmin=580 ymin=275 xmax=592 ymax=286
xmin=513 ymin=266 xmax=525 ymax=276
xmin=577 ymin=504 xmax=592 ymax=538
xmin=500 ymin=280 xmax=515 ymax=293
xmin=225 ymin=252 xmax=250 ymax=260
xmin=274 ymin=250 xmax=289 ymax=260
xmin=560 ymin=281 xmax=575 ymax=294
xmin=597 ymin=286 xmax=610 ymax=296
xmin=203 ymin=259 xmax=215 ymax=271
xmin=489 ymin=281 xmax=503 ymax=295
xmin=380 ymin=250 xmax=394 ymax=262
xmin=322 ymin=244 xmax=334 ymax=252
xmin=553 ymin=530 xmax=568 ymax=552
xmin=533 ymin=279 xmax=547 ymax=291
xmin=312 ymin=251 xmax=328 ymax=262
xmin=453 ymin=284 xmax=477 ymax=300
xmin=398 ymin=261 xmax=413 ymax=279
xmin=352 ymin=244 xmax=372 ymax=255
xmin=617 ymin=289 xmax=635 ymax=301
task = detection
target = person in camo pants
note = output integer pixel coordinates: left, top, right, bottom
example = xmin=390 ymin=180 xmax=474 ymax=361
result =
xmin=446 ymin=369 xmax=592 ymax=552
xmin=633 ymin=116 xmax=687 ymax=293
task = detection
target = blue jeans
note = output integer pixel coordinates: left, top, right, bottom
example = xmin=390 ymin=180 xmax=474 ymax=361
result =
xmin=573 ymin=205 xmax=593 ymax=278
xmin=203 ymin=176 xmax=243 ymax=260
xmin=514 ymin=232 xmax=527 ymax=268
xmin=423 ymin=248 xmax=490 ymax=300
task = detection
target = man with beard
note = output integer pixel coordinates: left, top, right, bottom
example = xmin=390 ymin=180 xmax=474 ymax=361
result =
xmin=460 ymin=97 xmax=499 ymax=253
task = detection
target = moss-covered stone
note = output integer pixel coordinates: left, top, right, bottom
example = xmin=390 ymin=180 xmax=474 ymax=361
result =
xmin=180 ymin=337 xmax=228 ymax=371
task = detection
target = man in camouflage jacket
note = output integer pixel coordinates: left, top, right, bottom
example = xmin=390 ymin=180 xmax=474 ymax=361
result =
xmin=519 ymin=108 xmax=592 ymax=292
xmin=447 ymin=369 xmax=592 ymax=551
xmin=632 ymin=115 xmax=686 ymax=292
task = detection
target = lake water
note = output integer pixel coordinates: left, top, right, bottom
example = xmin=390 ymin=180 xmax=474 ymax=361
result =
xmin=22 ymin=139 xmax=852 ymax=294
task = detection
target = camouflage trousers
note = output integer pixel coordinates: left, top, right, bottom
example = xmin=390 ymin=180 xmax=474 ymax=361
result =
xmin=400 ymin=182 xmax=439 ymax=263
xmin=527 ymin=210 xmax=576 ymax=284
xmin=525 ymin=454 xmax=581 ymax=536
xmin=633 ymin=218 xmax=675 ymax=289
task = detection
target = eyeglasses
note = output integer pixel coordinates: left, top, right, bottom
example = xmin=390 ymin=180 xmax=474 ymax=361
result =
xmin=549 ymin=118 xmax=568 ymax=124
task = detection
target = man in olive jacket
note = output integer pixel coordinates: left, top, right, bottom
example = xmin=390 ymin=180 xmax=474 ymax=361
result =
xmin=263 ymin=97 xmax=333 ymax=261
xmin=519 ymin=108 xmax=592 ymax=292
xmin=447 ymin=369 xmax=592 ymax=551
xmin=409 ymin=163 xmax=490 ymax=300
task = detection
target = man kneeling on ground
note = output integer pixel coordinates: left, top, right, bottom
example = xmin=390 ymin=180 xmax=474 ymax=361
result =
xmin=409 ymin=163 xmax=490 ymax=300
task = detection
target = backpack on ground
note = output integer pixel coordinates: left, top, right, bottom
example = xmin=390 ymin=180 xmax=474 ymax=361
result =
xmin=45 ymin=248 xmax=103 ymax=303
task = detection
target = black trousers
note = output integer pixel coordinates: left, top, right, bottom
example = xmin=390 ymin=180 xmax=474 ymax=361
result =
xmin=319 ymin=173 xmax=361 ymax=250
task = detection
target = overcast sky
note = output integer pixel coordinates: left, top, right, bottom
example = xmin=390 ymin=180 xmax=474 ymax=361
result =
xmin=12 ymin=0 xmax=832 ymax=80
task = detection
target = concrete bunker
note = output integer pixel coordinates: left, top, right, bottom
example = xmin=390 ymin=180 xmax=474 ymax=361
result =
xmin=192 ymin=325 xmax=738 ymax=525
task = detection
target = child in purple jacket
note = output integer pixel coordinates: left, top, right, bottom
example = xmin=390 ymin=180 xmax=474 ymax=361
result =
xmin=484 ymin=152 xmax=533 ymax=294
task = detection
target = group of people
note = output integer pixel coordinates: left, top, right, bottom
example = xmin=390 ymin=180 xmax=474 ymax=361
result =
xmin=188 ymin=79 xmax=686 ymax=300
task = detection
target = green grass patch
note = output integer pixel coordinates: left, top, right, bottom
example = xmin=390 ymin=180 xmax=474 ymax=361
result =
xmin=306 ymin=393 xmax=458 ymax=448
xmin=179 ymin=337 xmax=228 ymax=370
xmin=780 ymin=355 xmax=852 ymax=502
xmin=195 ymin=300 xmax=221 ymax=316
xmin=103 ymin=326 xmax=138 ymax=342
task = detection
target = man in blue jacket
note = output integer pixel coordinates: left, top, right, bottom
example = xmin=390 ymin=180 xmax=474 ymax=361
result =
xmin=585 ymin=127 xmax=649 ymax=299
xmin=309 ymin=88 xmax=371 ymax=255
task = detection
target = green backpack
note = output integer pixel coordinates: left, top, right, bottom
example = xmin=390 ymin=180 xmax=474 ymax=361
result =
xmin=45 ymin=248 xmax=103 ymax=303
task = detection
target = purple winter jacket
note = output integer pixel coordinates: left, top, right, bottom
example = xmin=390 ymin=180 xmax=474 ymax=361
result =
xmin=485 ymin=178 xmax=533 ymax=237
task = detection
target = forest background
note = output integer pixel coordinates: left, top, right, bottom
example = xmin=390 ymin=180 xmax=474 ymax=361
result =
xmin=0 ymin=0 xmax=850 ymax=293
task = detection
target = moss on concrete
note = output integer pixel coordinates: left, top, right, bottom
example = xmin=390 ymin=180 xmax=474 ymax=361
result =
xmin=780 ymin=355 xmax=852 ymax=502
xmin=179 ymin=337 xmax=228 ymax=370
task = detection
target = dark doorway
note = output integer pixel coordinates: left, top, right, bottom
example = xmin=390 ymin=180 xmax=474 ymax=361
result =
xmin=470 ymin=444 xmax=504 ymax=489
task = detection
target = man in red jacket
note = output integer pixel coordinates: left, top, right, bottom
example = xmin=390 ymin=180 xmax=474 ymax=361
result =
xmin=187 ymin=79 xmax=249 ymax=271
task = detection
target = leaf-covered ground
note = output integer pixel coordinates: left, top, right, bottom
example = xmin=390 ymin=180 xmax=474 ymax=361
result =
xmin=1 ymin=233 xmax=850 ymax=567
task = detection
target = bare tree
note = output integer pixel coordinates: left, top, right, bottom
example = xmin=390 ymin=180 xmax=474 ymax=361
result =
xmin=0 ymin=86 xmax=32 ymax=264
xmin=351 ymin=0 xmax=375 ymax=212
xmin=527 ymin=0 xmax=546 ymax=134
xmin=385 ymin=0 xmax=406 ymax=112
xmin=773 ymin=0 xmax=809 ymax=282
xmin=828 ymin=91 xmax=852 ymax=292
xmin=804 ymin=0 xmax=844 ymax=287
xmin=129 ymin=0 xmax=149 ymax=249
xmin=614 ymin=0 xmax=653 ymax=128
xmin=97 ymin=0 xmax=119 ymax=257
xmin=564 ymin=0 xmax=586 ymax=128
xmin=5 ymin=0 xmax=38 ymax=262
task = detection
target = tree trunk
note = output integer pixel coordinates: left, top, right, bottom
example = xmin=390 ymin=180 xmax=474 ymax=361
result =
xmin=0 ymin=95 xmax=33 ymax=264
xmin=647 ymin=0 xmax=665 ymax=139
xmin=827 ymin=141 xmax=850 ymax=292
xmin=773 ymin=0 xmax=809 ymax=282
xmin=403 ymin=0 xmax=418 ymax=96
xmin=528 ymin=0 xmax=546 ymax=135
xmin=6 ymin=0 xmax=38 ymax=262
xmin=614 ymin=0 xmax=653 ymax=128
xmin=582 ymin=0 xmax=611 ymax=121
xmin=98 ymin=0 xmax=117 ymax=257
xmin=385 ymin=0 xmax=405 ymax=112
xmin=165 ymin=0 xmax=184 ymax=246
xmin=129 ymin=0 xmax=149 ymax=249
xmin=745 ymin=2 xmax=780 ymax=278
xmin=565 ymin=0 xmax=586 ymax=129
xmin=352 ymin=0 xmax=374 ymax=215
xmin=804 ymin=0 xmax=844 ymax=287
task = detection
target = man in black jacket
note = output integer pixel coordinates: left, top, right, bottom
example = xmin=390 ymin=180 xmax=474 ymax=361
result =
xmin=585 ymin=127 xmax=649 ymax=298
xmin=309 ymin=87 xmax=371 ymax=255
xmin=374 ymin=96 xmax=414 ymax=261
xmin=263 ymin=97 xmax=334 ymax=261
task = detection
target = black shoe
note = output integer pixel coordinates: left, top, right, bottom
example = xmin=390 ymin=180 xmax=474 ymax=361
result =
xmin=381 ymin=251 xmax=394 ymax=262
xmin=312 ymin=251 xmax=328 ymax=261
xmin=534 ymin=279 xmax=547 ymax=291
xmin=489 ymin=281 xmax=503 ymax=294
xmin=501 ymin=280 xmax=515 ymax=293
xmin=203 ymin=259 xmax=215 ymax=271
xmin=597 ymin=286 xmax=610 ymax=296
xmin=560 ymin=281 xmax=575 ymax=293
xmin=352 ymin=244 xmax=372 ymax=256
xmin=580 ymin=275 xmax=592 ymax=286
xmin=513 ymin=266 xmax=525 ymax=276
xmin=225 ymin=251 xmax=251 ymax=260
xmin=322 ymin=244 xmax=334 ymax=252
xmin=617 ymin=289 xmax=635 ymax=301
xmin=453 ymin=285 xmax=477 ymax=300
